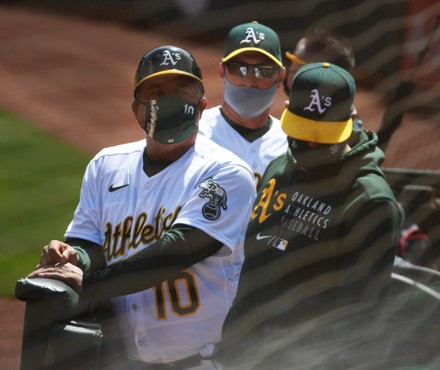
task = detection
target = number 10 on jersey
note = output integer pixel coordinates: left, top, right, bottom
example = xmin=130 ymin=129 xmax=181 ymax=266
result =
xmin=153 ymin=270 xmax=201 ymax=319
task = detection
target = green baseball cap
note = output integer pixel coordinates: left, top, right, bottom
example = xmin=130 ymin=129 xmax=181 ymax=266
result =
xmin=281 ymin=62 xmax=355 ymax=144
xmin=222 ymin=21 xmax=282 ymax=67
xmin=134 ymin=45 xmax=204 ymax=92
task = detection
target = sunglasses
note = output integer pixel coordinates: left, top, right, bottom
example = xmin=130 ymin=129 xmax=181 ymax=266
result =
xmin=224 ymin=61 xmax=281 ymax=80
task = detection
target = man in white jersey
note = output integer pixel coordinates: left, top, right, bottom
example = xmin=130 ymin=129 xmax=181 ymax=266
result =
xmin=26 ymin=45 xmax=256 ymax=370
xmin=199 ymin=21 xmax=288 ymax=189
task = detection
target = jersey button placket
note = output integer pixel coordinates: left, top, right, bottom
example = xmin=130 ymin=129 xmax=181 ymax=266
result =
xmin=250 ymin=147 xmax=258 ymax=169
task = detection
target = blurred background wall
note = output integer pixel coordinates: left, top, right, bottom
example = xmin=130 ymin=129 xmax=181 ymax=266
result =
xmin=5 ymin=0 xmax=439 ymax=106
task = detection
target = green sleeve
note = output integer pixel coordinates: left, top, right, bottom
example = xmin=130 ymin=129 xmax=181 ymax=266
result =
xmin=65 ymin=237 xmax=107 ymax=272
xmin=81 ymin=225 xmax=222 ymax=300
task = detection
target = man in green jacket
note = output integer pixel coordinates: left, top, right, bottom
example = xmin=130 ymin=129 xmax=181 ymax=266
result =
xmin=221 ymin=62 xmax=402 ymax=369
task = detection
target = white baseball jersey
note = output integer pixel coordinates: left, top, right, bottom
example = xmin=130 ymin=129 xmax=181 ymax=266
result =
xmin=64 ymin=134 xmax=256 ymax=363
xmin=199 ymin=106 xmax=288 ymax=188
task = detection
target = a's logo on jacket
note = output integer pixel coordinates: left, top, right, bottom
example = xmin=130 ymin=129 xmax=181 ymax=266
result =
xmin=240 ymin=26 xmax=265 ymax=45
xmin=304 ymin=89 xmax=332 ymax=114
xmin=252 ymin=178 xmax=287 ymax=223
xmin=198 ymin=178 xmax=228 ymax=220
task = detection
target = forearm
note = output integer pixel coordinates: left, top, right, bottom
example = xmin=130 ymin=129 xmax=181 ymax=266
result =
xmin=81 ymin=225 xmax=222 ymax=300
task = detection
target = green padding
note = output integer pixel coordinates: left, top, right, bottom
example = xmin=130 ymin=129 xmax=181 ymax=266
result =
xmin=15 ymin=278 xmax=92 ymax=321
xmin=15 ymin=278 xmax=78 ymax=300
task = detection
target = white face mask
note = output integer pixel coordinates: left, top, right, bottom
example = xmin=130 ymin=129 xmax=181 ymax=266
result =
xmin=223 ymin=78 xmax=277 ymax=118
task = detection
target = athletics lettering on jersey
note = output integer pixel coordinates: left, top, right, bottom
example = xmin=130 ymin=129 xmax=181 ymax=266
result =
xmin=252 ymin=178 xmax=332 ymax=242
xmin=240 ymin=26 xmax=265 ymax=45
xmin=102 ymin=206 xmax=182 ymax=262
xmin=280 ymin=192 xmax=332 ymax=241
xmin=198 ymin=178 xmax=227 ymax=221
xmin=304 ymin=89 xmax=332 ymax=114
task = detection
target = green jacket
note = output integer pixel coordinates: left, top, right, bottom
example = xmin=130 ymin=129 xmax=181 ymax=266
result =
xmin=222 ymin=130 xmax=401 ymax=367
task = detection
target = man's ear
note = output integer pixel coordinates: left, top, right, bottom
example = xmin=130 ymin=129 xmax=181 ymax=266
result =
xmin=198 ymin=97 xmax=208 ymax=117
xmin=219 ymin=62 xmax=225 ymax=78
xmin=277 ymin=67 xmax=286 ymax=87
xmin=131 ymin=99 xmax=139 ymax=115
xmin=132 ymin=100 xmax=145 ymax=130
xmin=351 ymin=105 xmax=358 ymax=120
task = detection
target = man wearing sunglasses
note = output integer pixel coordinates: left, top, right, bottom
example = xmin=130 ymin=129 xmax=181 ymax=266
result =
xmin=199 ymin=21 xmax=288 ymax=190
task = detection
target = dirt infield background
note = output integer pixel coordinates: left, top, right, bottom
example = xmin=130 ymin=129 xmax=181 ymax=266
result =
xmin=0 ymin=5 xmax=438 ymax=370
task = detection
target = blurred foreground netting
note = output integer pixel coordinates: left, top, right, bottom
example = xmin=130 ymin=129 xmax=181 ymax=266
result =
xmin=3 ymin=1 xmax=440 ymax=369
xmin=7 ymin=0 xmax=439 ymax=166
xmin=15 ymin=270 xmax=440 ymax=369
xmin=9 ymin=1 xmax=440 ymax=90
xmin=384 ymin=168 xmax=440 ymax=270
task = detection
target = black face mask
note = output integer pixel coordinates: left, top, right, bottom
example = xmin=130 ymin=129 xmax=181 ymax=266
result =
xmin=289 ymin=138 xmax=345 ymax=174
xmin=143 ymin=95 xmax=199 ymax=144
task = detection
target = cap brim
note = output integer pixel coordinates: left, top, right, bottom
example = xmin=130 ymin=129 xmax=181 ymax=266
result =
xmin=281 ymin=108 xmax=353 ymax=144
xmin=285 ymin=51 xmax=307 ymax=65
xmin=222 ymin=47 xmax=282 ymax=67
xmin=134 ymin=70 xmax=204 ymax=90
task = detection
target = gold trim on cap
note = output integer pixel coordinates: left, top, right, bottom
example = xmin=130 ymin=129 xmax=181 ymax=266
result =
xmin=134 ymin=70 xmax=203 ymax=90
xmin=281 ymin=108 xmax=353 ymax=144
xmin=223 ymin=47 xmax=283 ymax=67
